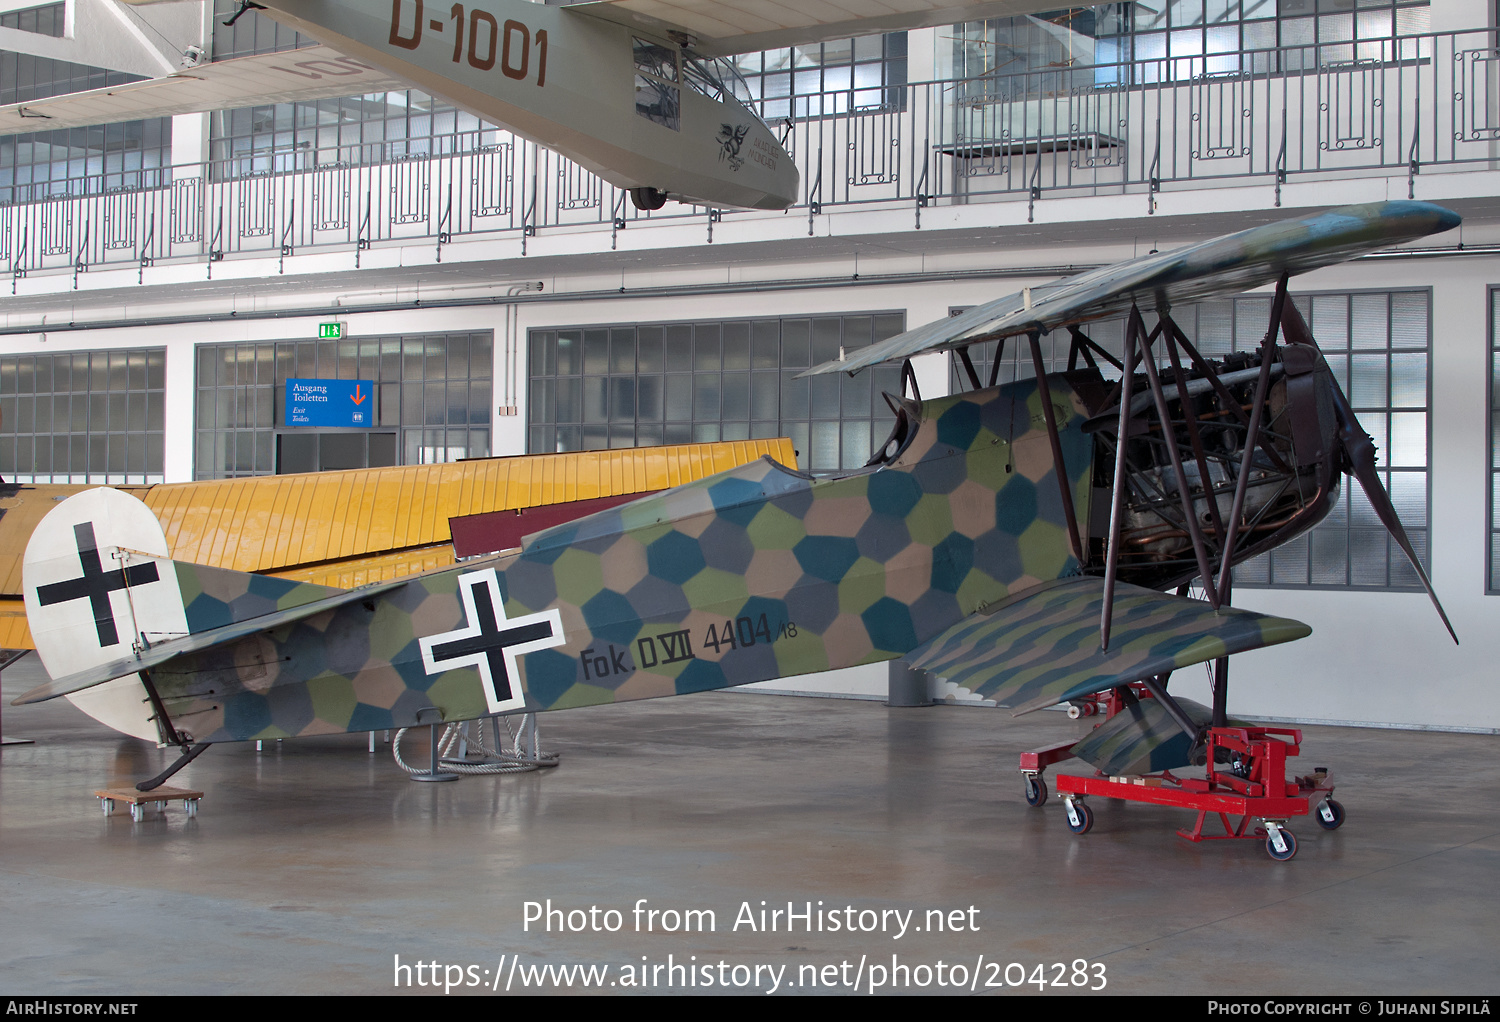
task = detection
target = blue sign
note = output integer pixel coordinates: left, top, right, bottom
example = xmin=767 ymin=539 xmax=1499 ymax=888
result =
xmin=285 ymin=378 xmax=375 ymax=428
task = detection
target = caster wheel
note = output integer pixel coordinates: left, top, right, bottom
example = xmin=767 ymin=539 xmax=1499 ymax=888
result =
xmin=101 ymin=799 xmax=114 ymax=816
xmin=1315 ymin=799 xmax=1344 ymax=830
xmin=1065 ymin=800 xmax=1093 ymax=835
xmin=1024 ymin=774 xmax=1048 ymax=807
xmin=129 ymin=804 xmax=142 ymax=823
xmin=1266 ymin=827 xmax=1297 ymax=861
xmin=186 ymin=800 xmax=198 ymax=818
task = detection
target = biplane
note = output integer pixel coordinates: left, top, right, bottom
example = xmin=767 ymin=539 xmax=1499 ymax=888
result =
xmin=0 ymin=0 xmax=1068 ymax=213
xmin=13 ymin=200 xmax=1460 ymax=855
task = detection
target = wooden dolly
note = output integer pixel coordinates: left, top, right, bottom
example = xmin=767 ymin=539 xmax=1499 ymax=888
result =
xmin=95 ymin=786 xmax=203 ymax=822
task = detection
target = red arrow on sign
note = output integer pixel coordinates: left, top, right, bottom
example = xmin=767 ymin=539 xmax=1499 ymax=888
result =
xmin=351 ymin=383 xmax=367 ymax=406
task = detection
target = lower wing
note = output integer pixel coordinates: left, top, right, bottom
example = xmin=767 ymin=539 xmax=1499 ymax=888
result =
xmin=905 ymin=576 xmax=1310 ymax=715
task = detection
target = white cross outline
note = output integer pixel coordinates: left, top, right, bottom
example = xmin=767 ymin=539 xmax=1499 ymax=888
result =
xmin=419 ymin=568 xmax=565 ymax=716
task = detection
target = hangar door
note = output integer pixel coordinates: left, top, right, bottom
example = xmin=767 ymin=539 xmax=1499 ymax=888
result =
xmin=195 ymin=331 xmax=493 ymax=479
xmin=274 ymin=430 xmax=398 ymax=473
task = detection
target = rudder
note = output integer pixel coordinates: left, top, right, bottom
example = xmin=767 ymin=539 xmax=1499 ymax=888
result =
xmin=22 ymin=488 xmax=340 ymax=741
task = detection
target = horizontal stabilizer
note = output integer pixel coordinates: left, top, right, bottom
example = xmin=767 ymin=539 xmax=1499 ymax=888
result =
xmin=906 ymin=577 xmax=1309 ymax=714
xmin=1068 ymin=696 xmax=1223 ymax=775
xmin=175 ymin=561 xmax=342 ymax=633
xmin=13 ymin=576 xmax=407 ymax=706
xmin=0 ymin=46 xmax=407 ymax=132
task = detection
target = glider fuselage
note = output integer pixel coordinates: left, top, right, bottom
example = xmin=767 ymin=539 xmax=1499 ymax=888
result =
xmin=251 ymin=0 xmax=799 ymax=209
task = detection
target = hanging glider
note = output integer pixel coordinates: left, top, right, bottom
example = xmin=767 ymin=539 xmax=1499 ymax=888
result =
xmin=4 ymin=0 xmax=1074 ymax=212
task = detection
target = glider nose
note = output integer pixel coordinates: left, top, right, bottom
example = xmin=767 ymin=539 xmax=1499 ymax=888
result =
xmin=775 ymin=160 xmax=801 ymax=210
xmin=753 ymin=140 xmax=800 ymax=210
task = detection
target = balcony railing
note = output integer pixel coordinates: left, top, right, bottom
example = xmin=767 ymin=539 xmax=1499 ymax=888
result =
xmin=1 ymin=26 xmax=1496 ymax=282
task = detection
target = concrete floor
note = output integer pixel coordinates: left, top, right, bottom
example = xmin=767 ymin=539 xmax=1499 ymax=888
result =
xmin=0 ymin=652 xmax=1496 ymax=997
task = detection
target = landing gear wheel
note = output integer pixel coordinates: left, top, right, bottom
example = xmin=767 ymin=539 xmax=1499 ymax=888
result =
xmin=1265 ymin=827 xmax=1297 ymax=861
xmin=1065 ymin=800 xmax=1093 ymax=835
xmin=1024 ymin=774 xmax=1048 ymax=807
xmin=1316 ymin=799 xmax=1345 ymax=830
xmin=630 ymin=187 xmax=667 ymax=211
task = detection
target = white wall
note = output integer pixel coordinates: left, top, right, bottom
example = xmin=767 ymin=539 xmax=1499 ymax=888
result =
xmin=1429 ymin=0 xmax=1492 ymax=33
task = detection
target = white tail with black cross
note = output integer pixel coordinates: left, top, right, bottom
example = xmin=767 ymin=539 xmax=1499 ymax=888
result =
xmin=22 ymin=488 xmax=190 ymax=741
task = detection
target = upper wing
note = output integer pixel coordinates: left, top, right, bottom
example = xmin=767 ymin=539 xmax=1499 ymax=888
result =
xmin=0 ymin=45 xmax=408 ymax=132
xmin=802 ymin=200 xmax=1462 ymax=377
xmin=906 ymin=576 xmax=1310 ymax=715
xmin=567 ymin=0 xmax=1066 ymax=56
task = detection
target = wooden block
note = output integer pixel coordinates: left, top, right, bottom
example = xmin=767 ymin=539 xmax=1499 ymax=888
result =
xmin=94 ymin=786 xmax=204 ymax=805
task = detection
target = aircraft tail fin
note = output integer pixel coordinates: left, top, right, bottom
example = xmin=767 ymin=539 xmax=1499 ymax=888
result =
xmin=18 ymin=488 xmax=362 ymax=740
xmin=22 ymin=487 xmax=342 ymax=683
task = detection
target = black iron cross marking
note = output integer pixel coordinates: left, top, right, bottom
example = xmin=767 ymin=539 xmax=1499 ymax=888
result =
xmin=36 ymin=522 xmax=159 ymax=648
xmin=419 ymin=569 xmax=565 ymax=714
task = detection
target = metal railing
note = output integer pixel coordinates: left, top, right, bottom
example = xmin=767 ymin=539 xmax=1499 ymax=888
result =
xmin=2 ymin=26 xmax=1497 ymax=282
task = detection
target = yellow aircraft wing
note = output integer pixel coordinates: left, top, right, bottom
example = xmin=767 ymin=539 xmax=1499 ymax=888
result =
xmin=0 ymin=438 xmax=794 ymax=649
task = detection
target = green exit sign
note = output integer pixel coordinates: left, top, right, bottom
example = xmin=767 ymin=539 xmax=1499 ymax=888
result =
xmin=318 ymin=322 xmax=344 ymax=340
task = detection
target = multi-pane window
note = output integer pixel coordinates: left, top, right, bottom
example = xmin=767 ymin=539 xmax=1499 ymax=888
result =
xmin=0 ymin=53 xmax=165 ymax=202
xmin=1096 ymin=0 xmax=1432 ymax=77
xmin=727 ymin=34 xmax=907 ymax=121
xmin=208 ymin=0 xmax=478 ymax=174
xmin=951 ymin=288 xmax=1431 ymax=591
xmin=195 ymin=332 xmax=492 ymax=479
xmin=1237 ymin=291 xmax=1430 ymax=589
xmin=952 ymin=1 xmax=1432 ymax=92
xmin=528 ymin=314 xmax=905 ymax=472
xmin=948 ymin=11 xmax=1112 ymax=105
xmin=210 ymin=0 xmax=310 ymax=59
xmin=0 ymin=349 xmax=166 ymax=483
xmin=208 ymin=93 xmax=493 ymax=175
xmin=0 ymin=4 xmax=64 ymax=37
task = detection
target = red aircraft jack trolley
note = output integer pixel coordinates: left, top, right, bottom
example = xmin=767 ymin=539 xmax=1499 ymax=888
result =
xmin=1019 ymin=685 xmax=1344 ymax=860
